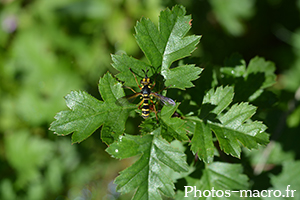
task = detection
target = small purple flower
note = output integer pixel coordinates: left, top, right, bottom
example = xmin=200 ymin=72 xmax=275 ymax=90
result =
xmin=2 ymin=15 xmax=17 ymax=33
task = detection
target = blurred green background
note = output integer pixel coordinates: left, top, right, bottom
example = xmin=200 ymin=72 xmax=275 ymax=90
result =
xmin=1 ymin=0 xmax=300 ymax=199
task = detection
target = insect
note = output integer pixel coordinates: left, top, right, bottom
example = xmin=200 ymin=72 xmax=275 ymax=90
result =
xmin=118 ymin=68 xmax=176 ymax=119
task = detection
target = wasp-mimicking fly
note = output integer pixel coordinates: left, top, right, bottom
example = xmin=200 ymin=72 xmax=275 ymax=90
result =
xmin=117 ymin=68 xmax=176 ymax=119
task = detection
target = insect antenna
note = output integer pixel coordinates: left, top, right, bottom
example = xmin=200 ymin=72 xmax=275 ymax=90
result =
xmin=141 ymin=68 xmax=149 ymax=78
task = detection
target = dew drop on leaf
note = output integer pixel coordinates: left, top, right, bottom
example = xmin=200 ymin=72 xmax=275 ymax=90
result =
xmin=119 ymin=135 xmax=123 ymax=141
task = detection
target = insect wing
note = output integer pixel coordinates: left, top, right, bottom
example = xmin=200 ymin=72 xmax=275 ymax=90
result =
xmin=116 ymin=93 xmax=141 ymax=106
xmin=152 ymin=92 xmax=176 ymax=106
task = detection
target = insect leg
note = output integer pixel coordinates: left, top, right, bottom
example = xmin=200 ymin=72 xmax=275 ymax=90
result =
xmin=122 ymin=85 xmax=137 ymax=93
xmin=150 ymin=98 xmax=158 ymax=121
xmin=150 ymin=79 xmax=156 ymax=90
xmin=150 ymin=73 xmax=159 ymax=90
xmin=137 ymin=98 xmax=144 ymax=109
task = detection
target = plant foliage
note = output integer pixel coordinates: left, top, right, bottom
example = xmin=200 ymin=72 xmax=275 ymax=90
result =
xmin=50 ymin=5 xmax=273 ymax=199
xmin=106 ymin=132 xmax=188 ymax=199
xmin=50 ymin=73 xmax=136 ymax=144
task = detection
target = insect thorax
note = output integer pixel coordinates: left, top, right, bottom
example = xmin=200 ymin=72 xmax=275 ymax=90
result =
xmin=141 ymin=85 xmax=151 ymax=95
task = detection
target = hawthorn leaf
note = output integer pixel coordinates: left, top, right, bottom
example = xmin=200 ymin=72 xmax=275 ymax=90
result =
xmin=106 ymin=131 xmax=189 ymax=199
xmin=134 ymin=17 xmax=164 ymax=69
xmin=220 ymin=55 xmax=276 ymax=102
xmin=159 ymin=5 xmax=201 ymax=72
xmin=50 ymin=72 xmax=135 ymax=144
xmin=190 ymin=120 xmax=214 ymax=164
xmin=188 ymin=86 xmax=269 ymax=162
xmin=113 ymin=5 xmax=202 ymax=91
xmin=133 ymin=5 xmax=201 ymax=90
xmin=200 ymin=85 xmax=234 ymax=119
xmin=246 ymin=56 xmax=276 ymax=89
xmin=190 ymin=86 xmax=234 ymax=163
xmin=106 ymin=134 xmax=150 ymax=159
xmin=164 ymin=65 xmax=203 ymax=89
xmin=210 ymin=102 xmax=269 ymax=158
xmin=135 ymin=5 xmax=201 ymax=69
xmin=160 ymin=103 xmax=189 ymax=142
xmin=111 ymin=54 xmax=152 ymax=87
xmin=175 ymin=162 xmax=249 ymax=199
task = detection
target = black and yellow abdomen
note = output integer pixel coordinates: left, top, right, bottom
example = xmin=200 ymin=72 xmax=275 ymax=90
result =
xmin=141 ymin=95 xmax=150 ymax=119
xmin=141 ymin=84 xmax=151 ymax=119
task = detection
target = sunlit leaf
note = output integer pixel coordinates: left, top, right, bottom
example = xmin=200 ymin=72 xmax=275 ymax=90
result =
xmin=164 ymin=65 xmax=203 ymax=89
xmin=211 ymin=102 xmax=269 ymax=158
xmin=50 ymin=72 xmax=135 ymax=144
xmin=106 ymin=131 xmax=189 ymax=199
xmin=112 ymin=5 xmax=202 ymax=90
xmin=188 ymin=86 xmax=269 ymax=162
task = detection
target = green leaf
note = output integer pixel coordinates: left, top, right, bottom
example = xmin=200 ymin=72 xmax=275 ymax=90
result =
xmin=210 ymin=102 xmax=269 ymax=158
xmin=135 ymin=5 xmax=201 ymax=70
xmin=175 ymin=162 xmax=249 ymax=199
xmin=106 ymin=131 xmax=189 ymax=199
xmin=188 ymin=86 xmax=269 ymax=161
xmin=139 ymin=119 xmax=160 ymax=135
xmin=201 ymin=86 xmax=234 ymax=118
xmin=50 ymin=72 xmax=135 ymax=144
xmin=134 ymin=17 xmax=164 ymax=69
xmin=190 ymin=120 xmax=214 ymax=164
xmin=136 ymin=102 xmax=189 ymax=142
xmin=164 ymin=65 xmax=203 ymax=89
xmin=134 ymin=102 xmax=188 ymax=143
xmin=220 ymin=55 xmax=276 ymax=102
xmin=111 ymin=54 xmax=152 ymax=87
xmin=114 ymin=5 xmax=201 ymax=90
xmin=160 ymin=103 xmax=189 ymax=142
xmin=112 ymin=5 xmax=202 ymax=92
xmin=106 ymin=134 xmax=150 ymax=159
xmin=246 ymin=56 xmax=276 ymax=89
